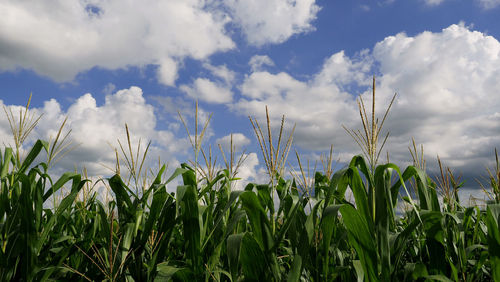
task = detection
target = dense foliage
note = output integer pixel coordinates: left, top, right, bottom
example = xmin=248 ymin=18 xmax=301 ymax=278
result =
xmin=1 ymin=139 xmax=500 ymax=281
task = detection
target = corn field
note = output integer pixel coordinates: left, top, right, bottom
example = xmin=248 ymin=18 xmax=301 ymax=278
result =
xmin=1 ymin=92 xmax=500 ymax=281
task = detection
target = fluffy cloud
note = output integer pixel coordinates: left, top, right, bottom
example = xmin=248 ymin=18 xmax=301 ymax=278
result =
xmin=203 ymin=63 xmax=236 ymax=85
xmin=180 ymin=78 xmax=233 ymax=104
xmin=233 ymin=50 xmax=371 ymax=153
xmin=371 ymin=24 xmax=500 ymax=171
xmin=0 ymin=101 xmax=17 ymax=147
xmin=249 ymin=55 xmax=275 ymax=72
xmin=0 ymin=90 xmax=269 ymax=197
xmin=0 ymin=87 xmax=189 ymax=177
xmin=232 ymin=152 xmax=265 ymax=190
xmin=180 ymin=62 xmax=236 ymax=104
xmin=223 ymin=0 xmax=320 ymax=46
xmin=215 ymin=133 xmax=251 ymax=153
xmin=0 ymin=0 xmax=320 ymax=85
xmin=233 ymin=24 xmax=500 ymax=181
xmin=0 ymin=0 xmax=234 ymax=85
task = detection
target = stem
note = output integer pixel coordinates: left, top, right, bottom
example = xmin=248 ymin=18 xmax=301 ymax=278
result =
xmin=371 ymin=75 xmax=376 ymax=170
xmin=271 ymin=176 xmax=276 ymax=235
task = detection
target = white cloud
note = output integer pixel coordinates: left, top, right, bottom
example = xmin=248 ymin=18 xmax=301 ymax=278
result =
xmin=180 ymin=62 xmax=236 ymax=104
xmin=224 ymin=0 xmax=320 ymax=46
xmin=0 ymin=101 xmax=17 ymax=147
xmin=233 ymin=23 xmax=500 ymax=181
xmin=203 ymin=63 xmax=236 ymax=85
xmin=314 ymin=50 xmax=372 ymax=87
xmin=102 ymin=83 xmax=116 ymax=95
xmin=180 ymin=78 xmax=233 ymax=104
xmin=476 ymin=0 xmax=500 ymax=9
xmin=371 ymin=24 xmax=500 ymax=168
xmin=0 ymin=87 xmax=189 ymax=177
xmin=216 ymin=133 xmax=251 ymax=153
xmin=423 ymin=0 xmax=446 ymax=6
xmin=0 ymin=0 xmax=322 ymax=84
xmin=249 ymin=55 xmax=275 ymax=72
xmin=232 ymin=152 xmax=265 ymax=190
xmin=0 ymin=0 xmax=234 ymax=85
xmin=157 ymin=57 xmax=180 ymax=86
xmin=233 ymin=50 xmax=370 ymax=153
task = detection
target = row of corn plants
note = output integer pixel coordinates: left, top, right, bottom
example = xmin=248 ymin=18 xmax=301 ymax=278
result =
xmin=1 ymin=89 xmax=500 ymax=281
xmin=1 ymin=138 xmax=499 ymax=281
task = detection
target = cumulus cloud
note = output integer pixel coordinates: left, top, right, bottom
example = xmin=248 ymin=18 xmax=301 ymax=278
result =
xmin=203 ymin=63 xmax=236 ymax=85
xmin=216 ymin=133 xmax=251 ymax=153
xmin=249 ymin=55 xmax=275 ymax=72
xmin=371 ymin=24 xmax=500 ymax=170
xmin=0 ymin=0 xmax=235 ymax=85
xmin=232 ymin=152 xmax=265 ymax=190
xmin=476 ymin=0 xmax=500 ymax=9
xmin=0 ymin=101 xmax=17 ymax=147
xmin=233 ymin=24 xmax=500 ymax=182
xmin=180 ymin=78 xmax=233 ymax=104
xmin=314 ymin=50 xmax=372 ymax=87
xmin=233 ymin=50 xmax=371 ymax=153
xmin=180 ymin=62 xmax=236 ymax=104
xmin=224 ymin=0 xmax=320 ymax=46
xmin=0 ymin=87 xmax=189 ymax=177
xmin=0 ymin=0 xmax=321 ymax=84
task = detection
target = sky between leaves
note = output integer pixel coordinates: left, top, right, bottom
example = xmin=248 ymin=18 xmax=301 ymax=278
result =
xmin=1 ymin=0 xmax=500 ymax=198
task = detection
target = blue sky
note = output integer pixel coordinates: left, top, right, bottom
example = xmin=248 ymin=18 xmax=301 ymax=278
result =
xmin=1 ymin=0 xmax=500 ymax=200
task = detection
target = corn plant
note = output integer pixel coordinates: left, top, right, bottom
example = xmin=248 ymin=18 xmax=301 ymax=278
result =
xmin=0 ymin=140 xmax=86 ymax=280
xmin=1 ymin=93 xmax=499 ymax=281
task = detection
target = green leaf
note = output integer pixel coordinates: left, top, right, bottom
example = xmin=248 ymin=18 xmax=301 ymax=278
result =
xmin=166 ymin=167 xmax=189 ymax=185
xmin=180 ymin=163 xmax=196 ymax=187
xmin=410 ymin=263 xmax=428 ymax=280
xmin=152 ymin=196 xmax=177 ymax=266
xmin=35 ymin=174 xmax=85 ymax=254
xmin=240 ymin=233 xmax=267 ymax=280
xmin=227 ymin=233 xmax=245 ymax=280
xmin=273 ymin=194 xmax=300 ymax=251
xmin=352 ymin=260 xmax=364 ymax=282
xmin=140 ymin=164 xmax=167 ymax=204
xmin=141 ymin=182 xmax=167 ymax=245
xmin=225 ymin=209 xmax=246 ymax=238
xmin=202 ymin=190 xmax=244 ymax=251
xmin=18 ymin=140 xmax=48 ymax=174
xmin=178 ymin=184 xmax=201 ymax=273
xmin=155 ymin=263 xmax=194 ymax=281
xmin=392 ymin=165 xmax=434 ymax=212
xmin=349 ymin=155 xmax=374 ymax=188
xmin=340 ymin=204 xmax=378 ymax=282
xmin=424 ymin=274 xmax=454 ymax=282
xmin=391 ymin=211 xmax=428 ymax=272
xmin=0 ymin=148 xmax=12 ymax=178
xmin=322 ymin=167 xmax=348 ymax=210
xmin=43 ymin=172 xmax=81 ymax=202
xmin=486 ymin=204 xmax=500 ymax=281
xmin=374 ymin=163 xmax=402 ymax=280
xmin=239 ymin=191 xmax=272 ymax=252
xmin=320 ymin=204 xmax=342 ymax=279
xmin=347 ymin=166 xmax=373 ymax=232
xmin=287 ymin=255 xmax=302 ymax=282
xmin=108 ymin=174 xmax=134 ymax=224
